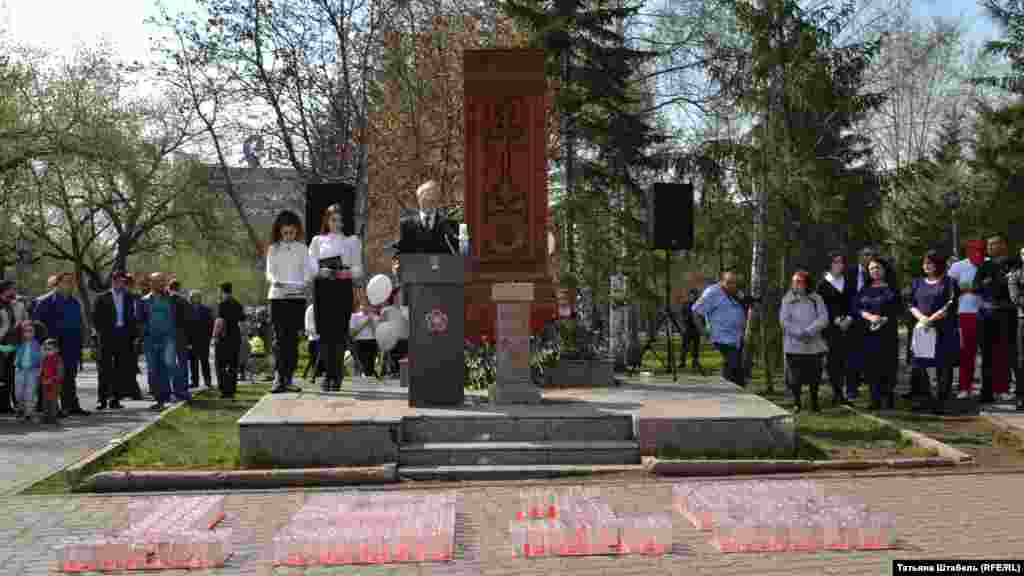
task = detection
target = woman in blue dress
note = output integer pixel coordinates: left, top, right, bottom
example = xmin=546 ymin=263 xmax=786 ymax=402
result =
xmin=853 ymin=257 xmax=903 ymax=410
xmin=908 ymin=250 xmax=959 ymax=410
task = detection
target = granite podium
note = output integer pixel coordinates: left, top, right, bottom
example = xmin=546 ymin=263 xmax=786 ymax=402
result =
xmin=401 ymin=254 xmax=465 ymax=407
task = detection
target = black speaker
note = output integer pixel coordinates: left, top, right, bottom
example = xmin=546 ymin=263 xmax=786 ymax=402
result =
xmin=650 ymin=182 xmax=694 ymax=250
xmin=305 ymin=182 xmax=355 ymax=244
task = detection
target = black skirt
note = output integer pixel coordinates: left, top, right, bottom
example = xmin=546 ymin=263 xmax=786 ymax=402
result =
xmin=314 ymin=277 xmax=353 ymax=343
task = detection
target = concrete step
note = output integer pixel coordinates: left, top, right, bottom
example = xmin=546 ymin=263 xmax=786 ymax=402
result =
xmin=400 ymin=416 xmax=634 ymax=443
xmin=398 ymin=440 xmax=640 ymax=467
xmin=398 ymin=464 xmax=642 ymax=482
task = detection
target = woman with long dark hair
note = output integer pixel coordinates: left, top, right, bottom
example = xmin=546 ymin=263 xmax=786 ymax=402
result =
xmin=308 ymin=204 xmax=363 ymax=391
xmin=853 ymin=257 xmax=903 ymax=410
xmin=266 ymin=210 xmax=312 ymax=393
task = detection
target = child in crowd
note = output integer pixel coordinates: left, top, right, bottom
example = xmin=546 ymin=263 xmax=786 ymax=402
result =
xmin=349 ymin=302 xmax=378 ymax=379
xmin=39 ymin=339 xmax=63 ymax=424
xmin=13 ymin=321 xmax=42 ymax=421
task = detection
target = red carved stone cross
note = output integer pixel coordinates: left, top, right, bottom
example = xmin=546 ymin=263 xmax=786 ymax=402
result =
xmin=485 ymin=99 xmax=529 ymax=255
xmin=463 ymin=49 xmax=557 ymax=340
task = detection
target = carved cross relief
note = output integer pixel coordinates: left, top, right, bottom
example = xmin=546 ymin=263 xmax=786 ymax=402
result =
xmin=484 ymin=99 xmax=529 ymax=256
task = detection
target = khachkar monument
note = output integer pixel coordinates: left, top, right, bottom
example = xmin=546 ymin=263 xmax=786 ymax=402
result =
xmin=464 ymin=49 xmax=555 ymax=404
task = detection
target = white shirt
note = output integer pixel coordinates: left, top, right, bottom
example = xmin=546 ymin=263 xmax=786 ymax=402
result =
xmin=308 ymin=233 xmax=364 ymax=280
xmin=266 ymin=241 xmax=314 ymax=299
xmin=349 ymin=311 xmax=375 ymax=340
xmin=419 ymin=210 xmax=436 ymax=229
xmin=948 ymin=259 xmax=980 ymax=314
xmin=825 ymin=272 xmax=845 ymax=293
xmin=304 ymin=304 xmax=317 ymax=341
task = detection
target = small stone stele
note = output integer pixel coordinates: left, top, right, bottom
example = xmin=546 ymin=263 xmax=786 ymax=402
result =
xmin=490 ymin=283 xmax=541 ymax=404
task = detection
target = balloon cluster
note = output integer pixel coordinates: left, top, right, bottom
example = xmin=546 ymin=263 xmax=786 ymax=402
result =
xmin=366 ymin=275 xmax=408 ymax=351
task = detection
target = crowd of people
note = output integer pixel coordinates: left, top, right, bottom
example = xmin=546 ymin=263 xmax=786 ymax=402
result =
xmin=692 ymin=235 xmax=1024 ymax=413
xmin=0 ymin=269 xmax=254 ymax=421
xmin=0 ymin=179 xmax=442 ymax=421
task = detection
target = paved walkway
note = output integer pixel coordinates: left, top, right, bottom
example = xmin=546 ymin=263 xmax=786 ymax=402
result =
xmin=3 ymin=471 xmax=1024 ymax=575
xmin=0 ymin=362 xmax=164 ymax=496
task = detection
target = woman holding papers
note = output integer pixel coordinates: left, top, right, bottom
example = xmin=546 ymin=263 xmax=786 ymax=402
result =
xmin=309 ymin=204 xmax=364 ymax=391
xmin=265 ymin=211 xmax=313 ymax=394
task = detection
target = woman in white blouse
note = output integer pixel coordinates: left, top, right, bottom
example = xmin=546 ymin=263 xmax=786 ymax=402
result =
xmin=308 ymin=203 xmax=363 ymax=391
xmin=265 ymin=211 xmax=313 ymax=394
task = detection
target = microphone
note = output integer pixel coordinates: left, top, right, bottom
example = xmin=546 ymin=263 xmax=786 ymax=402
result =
xmin=443 ymin=228 xmax=457 ymax=255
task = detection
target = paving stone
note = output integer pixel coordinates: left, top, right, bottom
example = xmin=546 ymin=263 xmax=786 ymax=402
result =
xmin=0 ymin=363 xmax=162 ymax=495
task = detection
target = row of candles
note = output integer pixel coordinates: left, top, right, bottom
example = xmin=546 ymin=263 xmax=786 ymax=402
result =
xmin=510 ymin=514 xmax=673 ymax=557
xmin=56 ymin=496 xmax=232 ymax=572
xmin=511 ymin=491 xmax=673 ymax=557
xmin=271 ymin=492 xmax=457 ymax=566
xmin=673 ymin=480 xmax=897 ymax=552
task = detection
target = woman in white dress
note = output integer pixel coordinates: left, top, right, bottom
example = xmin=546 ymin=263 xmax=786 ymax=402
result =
xmin=308 ymin=204 xmax=363 ymax=391
xmin=265 ymin=210 xmax=313 ymax=393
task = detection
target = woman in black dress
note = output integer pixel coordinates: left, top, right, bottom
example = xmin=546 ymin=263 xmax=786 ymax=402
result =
xmin=816 ymin=251 xmax=856 ymax=405
xmin=308 ymin=204 xmax=363 ymax=391
xmin=853 ymin=257 xmax=903 ymax=410
xmin=908 ymin=251 xmax=959 ymax=410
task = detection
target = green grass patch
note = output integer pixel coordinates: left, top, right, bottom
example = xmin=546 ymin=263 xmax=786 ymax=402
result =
xmin=21 ymin=384 xmax=271 ymax=495
xmin=102 ymin=385 xmax=269 ymax=470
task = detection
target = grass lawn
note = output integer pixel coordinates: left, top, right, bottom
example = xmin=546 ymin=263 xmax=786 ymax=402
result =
xmin=22 ymin=382 xmax=272 ymax=495
xmin=880 ymin=411 xmax=1024 ymax=467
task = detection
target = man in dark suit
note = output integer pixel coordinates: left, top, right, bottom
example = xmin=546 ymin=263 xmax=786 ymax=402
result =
xmin=846 ymin=246 xmax=878 ymax=401
xmin=187 ymin=290 xmax=215 ymax=388
xmin=213 ymin=282 xmax=244 ymax=399
xmin=393 ymin=180 xmax=458 ymax=255
xmin=34 ymin=272 xmax=89 ymax=416
xmin=92 ymin=271 xmax=138 ymax=409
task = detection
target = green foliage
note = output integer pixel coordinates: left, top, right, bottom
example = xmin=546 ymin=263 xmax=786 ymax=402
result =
xmin=974 ymin=0 xmax=1024 ymax=95
xmin=504 ymin=0 xmax=668 ymax=312
xmin=464 ymin=340 xmax=496 ymax=391
xmin=706 ymin=0 xmax=887 ymax=271
xmin=967 ymin=100 xmax=1024 ymax=245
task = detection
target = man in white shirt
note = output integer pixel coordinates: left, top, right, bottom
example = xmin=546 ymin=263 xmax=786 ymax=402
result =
xmin=948 ymin=240 xmax=986 ymax=398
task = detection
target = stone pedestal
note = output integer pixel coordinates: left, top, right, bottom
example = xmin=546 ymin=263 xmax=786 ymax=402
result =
xmin=490 ymin=283 xmax=541 ymax=404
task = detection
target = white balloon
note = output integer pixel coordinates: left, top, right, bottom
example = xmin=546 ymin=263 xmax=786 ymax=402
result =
xmin=366 ymin=274 xmax=393 ymax=306
xmin=376 ymin=321 xmax=399 ymax=351
xmin=382 ymin=305 xmax=403 ymax=324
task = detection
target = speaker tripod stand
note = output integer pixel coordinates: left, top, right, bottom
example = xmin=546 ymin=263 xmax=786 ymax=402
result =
xmin=636 ymin=250 xmax=691 ymax=381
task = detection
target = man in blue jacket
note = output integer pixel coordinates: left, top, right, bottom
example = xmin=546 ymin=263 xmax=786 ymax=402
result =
xmin=33 ymin=272 xmax=89 ymax=416
xmin=692 ymin=269 xmax=748 ymax=387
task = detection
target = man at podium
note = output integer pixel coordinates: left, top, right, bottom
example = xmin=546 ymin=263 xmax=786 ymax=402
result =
xmin=393 ymin=180 xmax=458 ymax=255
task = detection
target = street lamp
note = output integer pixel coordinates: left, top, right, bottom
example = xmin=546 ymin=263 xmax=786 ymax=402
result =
xmin=943 ymin=189 xmax=961 ymax=259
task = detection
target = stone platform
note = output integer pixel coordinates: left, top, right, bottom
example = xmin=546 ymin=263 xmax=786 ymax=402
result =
xmin=237 ymin=375 xmax=795 ymax=477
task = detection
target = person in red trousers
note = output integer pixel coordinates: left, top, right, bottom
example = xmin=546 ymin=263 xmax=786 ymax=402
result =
xmin=949 ymin=240 xmax=985 ymax=398
xmin=39 ymin=338 xmax=63 ymax=424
